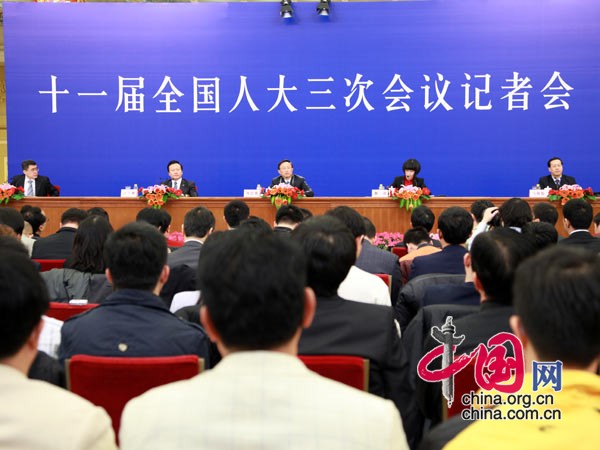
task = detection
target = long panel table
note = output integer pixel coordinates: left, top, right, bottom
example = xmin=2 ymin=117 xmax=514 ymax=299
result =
xmin=8 ymin=197 xmax=599 ymax=238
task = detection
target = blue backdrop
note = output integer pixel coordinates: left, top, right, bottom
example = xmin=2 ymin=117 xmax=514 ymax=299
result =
xmin=4 ymin=1 xmax=599 ymax=197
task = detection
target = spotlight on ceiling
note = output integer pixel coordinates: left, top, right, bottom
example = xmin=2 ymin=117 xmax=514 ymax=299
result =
xmin=280 ymin=0 xmax=294 ymax=19
xmin=317 ymin=0 xmax=330 ymax=16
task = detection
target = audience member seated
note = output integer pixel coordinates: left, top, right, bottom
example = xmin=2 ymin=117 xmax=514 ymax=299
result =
xmin=58 ymin=222 xmax=212 ymax=366
xmin=466 ymin=200 xmax=498 ymax=248
xmin=498 ymin=197 xmax=532 ymax=232
xmin=20 ymin=222 xmax=35 ymax=256
xmin=86 ymin=206 xmax=110 ymax=223
xmin=21 ymin=205 xmax=48 ymax=239
xmin=223 ymin=200 xmax=250 ymax=230
xmin=421 ymin=246 xmax=600 ymax=450
xmin=532 ymin=201 xmax=559 ymax=225
xmin=41 ymin=216 xmax=113 ymax=303
xmin=293 ymin=216 xmax=404 ymax=415
xmin=399 ymin=227 xmax=441 ymax=284
xmin=120 ymin=225 xmax=406 ymax=450
xmin=410 ymin=205 xmax=442 ymax=248
xmin=356 ymin=216 xmax=402 ymax=305
xmin=0 ymin=246 xmax=116 ymax=450
xmin=594 ymin=212 xmax=600 ymax=237
xmin=32 ymin=208 xmax=88 ymax=260
xmin=558 ymin=198 xmax=600 ymax=253
xmin=273 ymin=204 xmax=304 ymax=235
xmin=327 ymin=206 xmax=392 ymax=306
xmin=167 ymin=207 xmax=214 ymax=270
xmin=522 ymin=221 xmax=558 ymax=250
xmin=417 ymin=228 xmax=536 ymax=426
xmin=136 ymin=207 xmax=171 ymax=237
xmin=410 ymin=207 xmax=473 ymax=280
xmin=237 ymin=215 xmax=273 ymax=233
xmin=421 ymin=250 xmax=480 ymax=308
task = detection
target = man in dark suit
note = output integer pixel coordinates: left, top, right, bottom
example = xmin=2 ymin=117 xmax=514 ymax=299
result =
xmin=10 ymin=160 xmax=59 ymax=197
xmin=558 ymin=198 xmax=600 ymax=253
xmin=270 ymin=159 xmax=314 ymax=197
xmin=356 ymin=216 xmax=402 ymax=305
xmin=410 ymin=207 xmax=473 ymax=280
xmin=538 ymin=156 xmax=576 ymax=189
xmin=161 ymin=160 xmax=198 ymax=197
xmin=167 ymin=207 xmax=214 ymax=270
xmin=293 ymin=216 xmax=404 ymax=414
xmin=32 ymin=208 xmax=88 ymax=260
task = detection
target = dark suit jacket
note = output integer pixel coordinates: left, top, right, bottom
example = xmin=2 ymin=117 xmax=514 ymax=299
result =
xmin=270 ymin=174 xmax=314 ymax=197
xmin=161 ymin=178 xmax=198 ymax=197
xmin=558 ymin=230 xmax=600 ymax=253
xmin=32 ymin=227 xmax=77 ymax=259
xmin=391 ymin=176 xmax=426 ymax=189
xmin=356 ymin=240 xmax=402 ymax=306
xmin=298 ymin=295 xmax=403 ymax=413
xmin=10 ymin=174 xmax=60 ymax=197
xmin=410 ymin=245 xmax=467 ymax=280
xmin=538 ymin=174 xmax=576 ymax=189
xmin=422 ymin=282 xmax=480 ymax=307
xmin=167 ymin=240 xmax=203 ymax=269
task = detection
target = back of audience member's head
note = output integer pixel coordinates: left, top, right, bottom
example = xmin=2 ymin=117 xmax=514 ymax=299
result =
xmin=410 ymin=205 xmax=435 ymax=232
xmin=183 ymin=207 xmax=215 ymax=238
xmin=562 ymin=198 xmax=593 ymax=230
xmin=499 ymin=198 xmax=532 ymax=229
xmin=292 ymin=216 xmax=356 ymax=297
xmin=275 ymin=205 xmax=304 ymax=227
xmin=513 ymin=246 xmax=600 ymax=368
xmin=136 ymin=207 xmax=172 ymax=234
xmin=224 ymin=200 xmax=250 ymax=229
xmin=594 ymin=212 xmax=600 ymax=229
xmin=532 ymin=202 xmax=558 ymax=226
xmin=198 ymin=229 xmax=307 ymax=351
xmin=87 ymin=207 xmax=110 ymax=222
xmin=0 ymin=208 xmax=25 ymax=236
xmin=60 ymin=208 xmax=88 ymax=226
xmin=103 ymin=222 xmax=167 ymax=291
xmin=21 ymin=206 xmax=46 ymax=236
xmin=470 ymin=200 xmax=495 ymax=224
xmin=325 ymin=206 xmax=365 ymax=238
xmin=0 ymin=235 xmax=29 ymax=255
xmin=238 ymin=216 xmax=272 ymax=234
xmin=362 ymin=216 xmax=377 ymax=240
xmin=0 ymin=224 xmax=17 ymax=238
xmin=438 ymin=207 xmax=473 ymax=245
xmin=299 ymin=208 xmax=313 ymax=220
xmin=0 ymin=249 xmax=49 ymax=359
xmin=69 ymin=216 xmax=114 ymax=274
xmin=470 ymin=228 xmax=536 ymax=306
xmin=403 ymin=227 xmax=431 ymax=246
xmin=522 ymin=221 xmax=558 ymax=251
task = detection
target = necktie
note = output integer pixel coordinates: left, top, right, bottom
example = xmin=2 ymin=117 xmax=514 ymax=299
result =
xmin=554 ymin=178 xmax=561 ymax=188
xmin=26 ymin=180 xmax=34 ymax=196
xmin=174 ymin=180 xmax=179 ymax=190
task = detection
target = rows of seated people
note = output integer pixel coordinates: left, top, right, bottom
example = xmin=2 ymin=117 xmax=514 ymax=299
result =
xmin=0 ymin=197 xmax=598 ymax=450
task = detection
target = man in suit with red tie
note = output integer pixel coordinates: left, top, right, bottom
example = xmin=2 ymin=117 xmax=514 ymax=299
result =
xmin=161 ymin=160 xmax=198 ymax=197
xmin=538 ymin=157 xmax=577 ymax=189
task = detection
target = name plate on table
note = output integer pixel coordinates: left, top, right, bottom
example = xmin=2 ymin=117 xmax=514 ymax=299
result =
xmin=529 ymin=188 xmax=550 ymax=198
xmin=243 ymin=189 xmax=262 ymax=198
xmin=371 ymin=189 xmax=390 ymax=198
xmin=120 ymin=188 xmax=138 ymax=198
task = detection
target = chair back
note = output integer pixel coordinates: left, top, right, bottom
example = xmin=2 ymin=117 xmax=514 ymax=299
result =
xmin=374 ymin=273 xmax=392 ymax=294
xmin=392 ymin=246 xmax=408 ymax=259
xmin=67 ymin=355 xmax=203 ymax=438
xmin=33 ymin=259 xmax=66 ymax=272
xmin=46 ymin=302 xmax=98 ymax=321
xmin=299 ymin=355 xmax=369 ymax=392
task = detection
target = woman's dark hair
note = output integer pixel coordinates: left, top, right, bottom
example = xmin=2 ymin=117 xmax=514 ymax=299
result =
xmin=69 ymin=216 xmax=114 ymax=273
xmin=402 ymin=158 xmax=421 ymax=175
xmin=21 ymin=206 xmax=47 ymax=236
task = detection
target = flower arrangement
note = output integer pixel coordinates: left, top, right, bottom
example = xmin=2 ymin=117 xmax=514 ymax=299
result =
xmin=261 ymin=184 xmax=305 ymax=209
xmin=139 ymin=185 xmax=182 ymax=209
xmin=548 ymin=184 xmax=596 ymax=205
xmin=0 ymin=183 xmax=25 ymax=205
xmin=390 ymin=185 xmax=431 ymax=211
xmin=373 ymin=232 xmax=404 ymax=250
